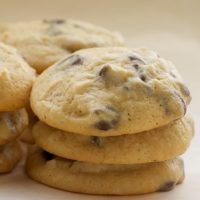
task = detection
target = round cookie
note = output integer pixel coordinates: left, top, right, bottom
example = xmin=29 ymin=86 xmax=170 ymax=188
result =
xmin=0 ymin=42 xmax=36 ymax=111
xmin=26 ymin=146 xmax=184 ymax=195
xmin=0 ymin=141 xmax=22 ymax=173
xmin=33 ymin=116 xmax=194 ymax=164
xmin=0 ymin=109 xmax=28 ymax=145
xmin=0 ymin=19 xmax=124 ymax=73
xmin=31 ymin=47 xmax=191 ymax=136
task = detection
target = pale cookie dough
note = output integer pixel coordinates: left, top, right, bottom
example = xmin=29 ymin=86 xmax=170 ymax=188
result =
xmin=0 ymin=42 xmax=36 ymax=111
xmin=0 ymin=19 xmax=124 ymax=73
xmin=31 ymin=47 xmax=191 ymax=136
xmin=0 ymin=142 xmax=22 ymax=173
xmin=33 ymin=116 xmax=194 ymax=164
xmin=0 ymin=109 xmax=28 ymax=145
xmin=26 ymin=146 xmax=184 ymax=195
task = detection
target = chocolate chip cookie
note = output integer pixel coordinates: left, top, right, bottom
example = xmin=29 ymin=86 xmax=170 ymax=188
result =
xmin=0 ymin=42 xmax=36 ymax=111
xmin=0 ymin=19 xmax=124 ymax=73
xmin=31 ymin=47 xmax=191 ymax=136
xmin=26 ymin=146 xmax=184 ymax=195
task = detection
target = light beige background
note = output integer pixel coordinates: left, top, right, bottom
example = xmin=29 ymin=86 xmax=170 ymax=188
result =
xmin=0 ymin=0 xmax=199 ymax=199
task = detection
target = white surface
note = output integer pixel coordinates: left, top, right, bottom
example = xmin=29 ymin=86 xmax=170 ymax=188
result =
xmin=0 ymin=0 xmax=199 ymax=199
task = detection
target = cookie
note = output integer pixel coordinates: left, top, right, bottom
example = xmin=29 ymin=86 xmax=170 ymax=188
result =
xmin=26 ymin=146 xmax=184 ymax=195
xmin=0 ymin=109 xmax=28 ymax=145
xmin=0 ymin=43 xmax=36 ymax=111
xmin=0 ymin=19 xmax=124 ymax=73
xmin=33 ymin=116 xmax=193 ymax=164
xmin=31 ymin=47 xmax=191 ymax=136
xmin=20 ymin=106 xmax=38 ymax=144
xmin=0 ymin=141 xmax=22 ymax=173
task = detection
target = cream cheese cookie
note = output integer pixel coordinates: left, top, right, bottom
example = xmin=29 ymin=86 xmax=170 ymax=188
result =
xmin=33 ymin=116 xmax=194 ymax=164
xmin=26 ymin=146 xmax=184 ymax=195
xmin=0 ymin=109 xmax=28 ymax=145
xmin=0 ymin=43 xmax=36 ymax=111
xmin=0 ymin=142 xmax=22 ymax=173
xmin=31 ymin=47 xmax=191 ymax=136
xmin=0 ymin=19 xmax=124 ymax=73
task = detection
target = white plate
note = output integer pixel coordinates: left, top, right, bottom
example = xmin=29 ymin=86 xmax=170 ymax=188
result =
xmin=0 ymin=0 xmax=199 ymax=199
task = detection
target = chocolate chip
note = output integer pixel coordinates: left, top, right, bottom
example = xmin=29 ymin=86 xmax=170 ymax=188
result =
xmin=42 ymin=151 xmax=55 ymax=161
xmin=90 ymin=136 xmax=103 ymax=147
xmin=43 ymin=19 xmax=65 ymax=24
xmin=158 ymin=181 xmax=176 ymax=192
xmin=95 ymin=119 xmax=118 ymax=131
xmin=139 ymin=74 xmax=147 ymax=82
xmin=68 ymin=55 xmax=83 ymax=65
xmin=175 ymin=92 xmax=186 ymax=115
xmin=128 ymin=55 xmax=146 ymax=64
xmin=133 ymin=64 xmax=139 ymax=70
xmin=170 ymin=72 xmax=176 ymax=78
xmin=99 ymin=65 xmax=109 ymax=76
xmin=59 ymin=54 xmax=83 ymax=66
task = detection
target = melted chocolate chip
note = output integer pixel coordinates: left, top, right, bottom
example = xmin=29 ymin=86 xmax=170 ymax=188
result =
xmin=42 ymin=151 xmax=55 ymax=161
xmin=158 ymin=181 xmax=175 ymax=192
xmin=139 ymin=74 xmax=147 ymax=82
xmin=59 ymin=54 xmax=83 ymax=66
xmin=90 ymin=136 xmax=102 ymax=147
xmin=128 ymin=55 xmax=146 ymax=64
xmin=95 ymin=119 xmax=118 ymax=131
xmin=69 ymin=55 xmax=83 ymax=65
xmin=133 ymin=64 xmax=139 ymax=70
xmin=99 ymin=65 xmax=109 ymax=76
xmin=43 ymin=19 xmax=65 ymax=24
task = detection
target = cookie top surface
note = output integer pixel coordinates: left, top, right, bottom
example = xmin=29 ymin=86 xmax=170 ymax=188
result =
xmin=0 ymin=43 xmax=36 ymax=111
xmin=31 ymin=47 xmax=191 ymax=136
xmin=0 ymin=19 xmax=124 ymax=73
xmin=33 ymin=116 xmax=194 ymax=164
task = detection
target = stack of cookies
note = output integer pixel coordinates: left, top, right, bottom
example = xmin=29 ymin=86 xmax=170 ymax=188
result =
xmin=27 ymin=47 xmax=194 ymax=195
xmin=0 ymin=19 xmax=125 ymax=144
xmin=0 ymin=43 xmax=36 ymax=173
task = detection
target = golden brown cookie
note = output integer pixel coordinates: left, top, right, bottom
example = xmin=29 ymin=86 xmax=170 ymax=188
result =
xmin=33 ymin=116 xmax=194 ymax=164
xmin=26 ymin=146 xmax=184 ymax=195
xmin=0 ymin=42 xmax=36 ymax=111
xmin=31 ymin=47 xmax=191 ymax=136
xmin=0 ymin=19 xmax=124 ymax=73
